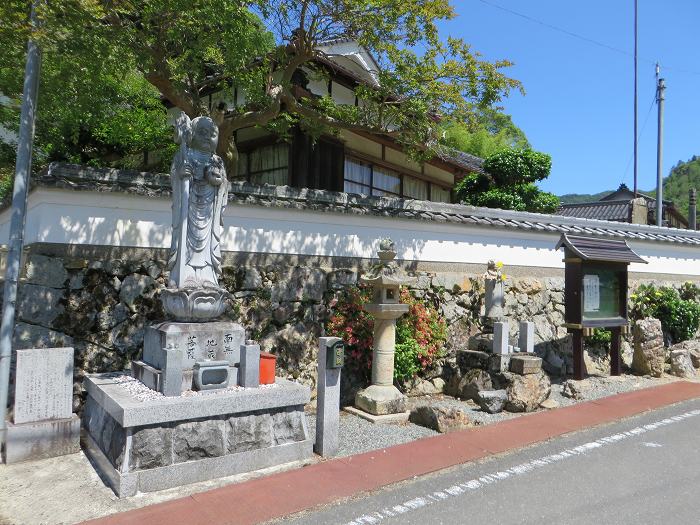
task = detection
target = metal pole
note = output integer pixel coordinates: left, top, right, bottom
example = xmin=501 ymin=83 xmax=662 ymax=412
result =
xmin=633 ymin=0 xmax=638 ymax=197
xmin=656 ymin=75 xmax=665 ymax=227
xmin=0 ymin=4 xmax=41 ymax=450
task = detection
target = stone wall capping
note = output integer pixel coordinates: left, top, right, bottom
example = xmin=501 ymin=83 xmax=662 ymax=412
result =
xmin=23 ymin=162 xmax=700 ymax=247
xmin=84 ymin=373 xmax=310 ymax=427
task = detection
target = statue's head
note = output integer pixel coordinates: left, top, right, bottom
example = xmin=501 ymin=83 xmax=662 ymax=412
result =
xmin=190 ymin=116 xmax=219 ymax=153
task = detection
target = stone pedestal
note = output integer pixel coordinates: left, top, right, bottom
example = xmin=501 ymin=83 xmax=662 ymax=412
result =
xmin=355 ymin=303 xmax=409 ymax=416
xmin=5 ymin=416 xmax=80 ymax=464
xmin=4 ymin=347 xmax=80 ymax=464
xmin=82 ymin=373 xmax=312 ymax=497
xmin=355 ymin=384 xmax=407 ymax=415
xmin=143 ymin=321 xmax=245 ymax=369
xmin=134 ymin=321 xmax=245 ymax=393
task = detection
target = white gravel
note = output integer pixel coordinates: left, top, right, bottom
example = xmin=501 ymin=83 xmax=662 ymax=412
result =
xmin=110 ymin=372 xmax=279 ymax=402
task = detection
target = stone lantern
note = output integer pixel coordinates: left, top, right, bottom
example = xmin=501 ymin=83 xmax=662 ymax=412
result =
xmin=355 ymin=239 xmax=415 ymax=415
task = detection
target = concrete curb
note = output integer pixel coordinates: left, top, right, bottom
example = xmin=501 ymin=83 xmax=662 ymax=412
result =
xmin=83 ymin=381 xmax=700 ymax=525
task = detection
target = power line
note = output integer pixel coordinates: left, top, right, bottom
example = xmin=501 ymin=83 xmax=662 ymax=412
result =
xmin=476 ymin=0 xmax=700 ymax=76
xmin=623 ymin=91 xmax=657 ymax=182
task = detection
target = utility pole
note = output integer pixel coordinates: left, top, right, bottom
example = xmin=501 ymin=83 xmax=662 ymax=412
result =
xmin=0 ymin=3 xmax=41 ymax=450
xmin=655 ymin=64 xmax=665 ymax=228
xmin=633 ymin=0 xmax=638 ymax=197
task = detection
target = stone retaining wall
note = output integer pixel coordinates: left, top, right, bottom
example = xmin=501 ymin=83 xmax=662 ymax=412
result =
xmin=11 ymin=247 xmax=698 ymax=410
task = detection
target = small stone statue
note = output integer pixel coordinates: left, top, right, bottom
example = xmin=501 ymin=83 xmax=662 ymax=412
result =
xmin=161 ymin=112 xmax=230 ymax=322
xmin=482 ymin=260 xmax=505 ymax=332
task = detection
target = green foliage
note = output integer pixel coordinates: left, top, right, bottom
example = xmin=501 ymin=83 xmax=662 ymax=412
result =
xmin=441 ymin=109 xmax=530 ymax=159
xmin=0 ymin=141 xmax=15 ymax=201
xmin=584 ymin=328 xmax=611 ymax=350
xmin=483 ymin=148 xmax=551 ymax=186
xmin=1 ymin=0 xmax=521 ymax=171
xmin=455 ymin=149 xmax=559 ymax=213
xmin=326 ymin=285 xmax=447 ymax=386
xmin=662 ymin=155 xmax=700 ymax=219
xmin=679 ymin=281 xmax=700 ymax=302
xmin=394 ymin=339 xmax=421 ymax=383
xmin=631 ymin=284 xmax=700 ymax=344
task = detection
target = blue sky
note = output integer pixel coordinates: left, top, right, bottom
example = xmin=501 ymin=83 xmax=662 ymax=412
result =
xmin=441 ymin=0 xmax=700 ymax=196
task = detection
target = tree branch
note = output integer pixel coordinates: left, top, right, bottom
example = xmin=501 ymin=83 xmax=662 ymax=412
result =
xmin=144 ymin=72 xmax=198 ymax=117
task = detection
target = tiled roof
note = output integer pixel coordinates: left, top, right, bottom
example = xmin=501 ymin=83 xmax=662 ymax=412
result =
xmin=26 ymin=163 xmax=700 ymax=248
xmin=558 ymin=201 xmax=630 ymax=222
xmin=435 ymin=148 xmax=485 ymax=174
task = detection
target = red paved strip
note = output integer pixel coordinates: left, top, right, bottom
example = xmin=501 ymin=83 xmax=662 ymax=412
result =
xmin=84 ymin=380 xmax=700 ymax=525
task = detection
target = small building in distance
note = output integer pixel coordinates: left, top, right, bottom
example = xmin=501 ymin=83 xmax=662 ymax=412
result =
xmin=557 ymin=183 xmax=691 ymax=229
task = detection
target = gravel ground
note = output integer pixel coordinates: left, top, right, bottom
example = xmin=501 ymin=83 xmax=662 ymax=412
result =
xmin=0 ymin=372 xmax=683 ymax=525
xmin=548 ymin=373 xmax=675 ymax=407
xmin=306 ymin=373 xmax=679 ymax=458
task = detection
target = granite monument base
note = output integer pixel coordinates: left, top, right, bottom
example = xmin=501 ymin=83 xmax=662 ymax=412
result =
xmin=355 ymin=384 xmax=407 ymax=415
xmin=82 ymin=373 xmax=312 ymax=497
xmin=4 ymin=415 xmax=80 ymax=464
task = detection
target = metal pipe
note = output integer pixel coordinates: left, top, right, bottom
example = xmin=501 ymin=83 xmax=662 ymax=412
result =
xmin=0 ymin=3 xmax=41 ymax=452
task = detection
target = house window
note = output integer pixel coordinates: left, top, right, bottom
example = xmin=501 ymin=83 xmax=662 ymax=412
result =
xmin=236 ymin=143 xmax=289 ymax=185
xmin=403 ymin=174 xmax=428 ymax=200
xmin=371 ymin=166 xmax=400 ymax=197
xmin=343 ymin=156 xmax=452 ymax=203
xmin=431 ymin=185 xmax=451 ymax=203
xmin=344 ymin=158 xmax=372 ymax=195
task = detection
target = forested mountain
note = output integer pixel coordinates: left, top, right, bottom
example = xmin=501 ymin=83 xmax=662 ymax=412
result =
xmin=559 ymin=190 xmax=613 ymax=205
xmin=663 ymin=156 xmax=700 ymax=217
xmin=559 ymin=155 xmax=700 ymax=218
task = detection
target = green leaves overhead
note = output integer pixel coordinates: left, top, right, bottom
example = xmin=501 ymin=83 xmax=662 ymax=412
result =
xmin=1 ymin=0 xmax=521 ymax=172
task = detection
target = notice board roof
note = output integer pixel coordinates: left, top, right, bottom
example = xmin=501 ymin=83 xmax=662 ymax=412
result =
xmin=555 ymin=234 xmax=647 ymax=264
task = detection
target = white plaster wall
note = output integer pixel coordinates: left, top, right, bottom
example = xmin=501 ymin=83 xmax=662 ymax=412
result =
xmin=1 ymin=188 xmax=699 ymax=277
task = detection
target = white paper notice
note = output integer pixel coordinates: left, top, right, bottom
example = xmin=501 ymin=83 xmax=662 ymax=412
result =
xmin=583 ymin=274 xmax=600 ymax=312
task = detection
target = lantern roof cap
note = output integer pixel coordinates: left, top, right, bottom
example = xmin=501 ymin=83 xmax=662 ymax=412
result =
xmin=360 ymin=239 xmax=416 ymax=287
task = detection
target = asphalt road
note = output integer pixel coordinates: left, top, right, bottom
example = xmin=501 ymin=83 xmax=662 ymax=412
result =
xmin=282 ymin=398 xmax=700 ymax=525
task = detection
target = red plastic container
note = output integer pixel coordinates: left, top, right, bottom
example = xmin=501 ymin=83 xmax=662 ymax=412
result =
xmin=259 ymin=352 xmax=276 ymax=384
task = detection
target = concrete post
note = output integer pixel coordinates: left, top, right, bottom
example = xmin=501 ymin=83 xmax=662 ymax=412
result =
xmin=239 ymin=340 xmax=260 ymax=388
xmin=493 ymin=321 xmax=509 ymax=355
xmin=655 ymin=73 xmax=665 ymax=227
xmin=315 ymin=337 xmax=342 ymax=457
xmin=518 ymin=321 xmax=535 ymax=354
xmin=689 ymin=188 xmax=697 ymax=230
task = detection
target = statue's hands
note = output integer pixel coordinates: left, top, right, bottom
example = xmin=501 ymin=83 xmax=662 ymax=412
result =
xmin=206 ymin=157 xmax=225 ymax=186
xmin=181 ymin=160 xmax=193 ymax=180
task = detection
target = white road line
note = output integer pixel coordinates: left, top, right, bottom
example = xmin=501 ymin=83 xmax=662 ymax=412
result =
xmin=343 ymin=408 xmax=700 ymax=525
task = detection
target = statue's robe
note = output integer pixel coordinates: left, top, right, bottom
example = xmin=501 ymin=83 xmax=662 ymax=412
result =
xmin=168 ymin=147 xmax=227 ymax=289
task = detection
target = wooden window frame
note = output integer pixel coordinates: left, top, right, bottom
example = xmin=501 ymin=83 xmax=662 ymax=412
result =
xmin=344 ymin=150 xmax=451 ymax=203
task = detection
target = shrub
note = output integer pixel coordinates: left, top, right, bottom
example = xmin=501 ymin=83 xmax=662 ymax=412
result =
xmin=584 ymin=328 xmax=611 ymax=350
xmin=630 ymin=284 xmax=700 ymax=344
xmin=326 ymin=285 xmax=447 ymax=386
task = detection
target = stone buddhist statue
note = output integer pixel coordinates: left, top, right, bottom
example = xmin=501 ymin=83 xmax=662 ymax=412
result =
xmin=482 ymin=259 xmax=505 ymax=332
xmin=161 ymin=113 xmax=230 ymax=321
